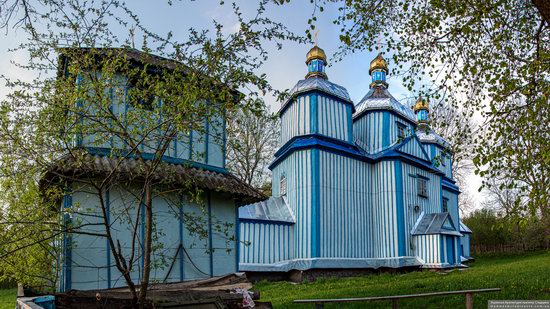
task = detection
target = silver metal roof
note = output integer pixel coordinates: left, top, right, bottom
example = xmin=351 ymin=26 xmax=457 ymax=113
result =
xmin=459 ymin=221 xmax=472 ymax=234
xmin=417 ymin=129 xmax=451 ymax=148
xmin=239 ymin=196 xmax=295 ymax=223
xmin=411 ymin=212 xmax=462 ymax=237
xmin=354 ymin=87 xmax=417 ymax=123
xmin=285 ymin=77 xmax=352 ymax=106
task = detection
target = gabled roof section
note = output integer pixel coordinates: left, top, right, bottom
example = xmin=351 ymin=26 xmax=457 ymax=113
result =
xmin=239 ymin=196 xmax=295 ymax=224
xmin=280 ymin=77 xmax=352 ymax=114
xmin=354 ymin=87 xmax=416 ymax=123
xmin=395 ymin=135 xmax=431 ymax=162
xmin=411 ymin=212 xmax=462 ymax=237
xmin=459 ymin=221 xmax=472 ymax=234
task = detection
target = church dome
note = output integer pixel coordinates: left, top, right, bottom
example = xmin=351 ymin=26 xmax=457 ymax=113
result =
xmin=306 ymin=46 xmax=327 ymax=65
xmin=413 ymin=96 xmax=429 ymax=112
xmin=369 ymin=53 xmax=388 ymax=74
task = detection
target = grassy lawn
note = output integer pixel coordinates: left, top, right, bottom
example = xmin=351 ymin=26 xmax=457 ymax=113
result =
xmin=0 ymin=288 xmax=16 ymax=309
xmin=255 ymin=251 xmax=550 ymax=308
xmin=0 ymin=252 xmax=547 ymax=308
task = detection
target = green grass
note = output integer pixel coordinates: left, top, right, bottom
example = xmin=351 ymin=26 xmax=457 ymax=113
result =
xmin=0 ymin=288 xmax=16 ymax=309
xmin=0 ymin=253 xmax=548 ymax=308
xmin=255 ymin=251 xmax=550 ymax=308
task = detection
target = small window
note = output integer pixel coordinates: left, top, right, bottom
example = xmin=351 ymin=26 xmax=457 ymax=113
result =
xmin=417 ymin=177 xmax=428 ymax=198
xmin=280 ymin=175 xmax=287 ymax=196
xmin=442 ymin=197 xmax=449 ymax=212
xmin=441 ymin=153 xmax=447 ymax=166
xmin=397 ymin=123 xmax=406 ymax=139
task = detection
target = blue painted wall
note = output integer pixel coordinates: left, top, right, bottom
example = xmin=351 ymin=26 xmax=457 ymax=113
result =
xmin=353 ymin=111 xmax=414 ymax=153
xmin=280 ymin=93 xmax=351 ymax=146
xmin=61 ymin=182 xmax=237 ymax=291
xmin=77 ymin=74 xmax=226 ymax=169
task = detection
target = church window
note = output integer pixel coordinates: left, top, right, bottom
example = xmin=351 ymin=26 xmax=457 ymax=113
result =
xmin=442 ymin=197 xmax=449 ymax=212
xmin=280 ymin=175 xmax=287 ymax=196
xmin=397 ymin=123 xmax=406 ymax=139
xmin=417 ymin=177 xmax=428 ymax=198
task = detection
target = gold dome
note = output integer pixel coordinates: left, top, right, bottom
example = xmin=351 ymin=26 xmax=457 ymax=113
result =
xmin=369 ymin=53 xmax=388 ymax=75
xmin=413 ymin=96 xmax=430 ymax=112
xmin=306 ymin=46 xmax=327 ymax=64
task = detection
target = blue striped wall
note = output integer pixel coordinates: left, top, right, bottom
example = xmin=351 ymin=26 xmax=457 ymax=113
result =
xmin=65 ymin=182 xmax=236 ymax=291
xmin=442 ymin=189 xmax=460 ymax=232
xmin=317 ymin=95 xmax=351 ymax=142
xmin=428 ymin=144 xmax=453 ymax=179
xmin=280 ymin=95 xmax=311 ymax=146
xmin=318 ymin=151 xmax=372 ymax=258
xmin=402 ymin=163 xmax=442 ymax=256
xmin=239 ymin=222 xmax=293 ymax=264
xmin=78 ymin=76 xmax=226 ymax=169
xmin=281 ymin=94 xmax=351 ymax=146
xmin=461 ymin=234 xmax=471 ymax=258
xmin=414 ymin=234 xmax=459 ymax=266
xmin=353 ymin=111 xmax=414 ymax=153
xmin=414 ymin=234 xmax=442 ymax=265
xmin=399 ymin=137 xmax=430 ymax=162
xmin=272 ymin=150 xmax=313 ymax=259
xmin=371 ymin=160 xmax=400 ymax=257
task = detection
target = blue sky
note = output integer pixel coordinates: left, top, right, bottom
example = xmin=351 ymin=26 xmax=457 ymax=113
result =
xmin=0 ymin=0 xmax=483 ymax=208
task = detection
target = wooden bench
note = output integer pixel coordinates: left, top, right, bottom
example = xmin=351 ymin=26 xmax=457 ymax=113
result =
xmin=294 ymin=288 xmax=501 ymax=309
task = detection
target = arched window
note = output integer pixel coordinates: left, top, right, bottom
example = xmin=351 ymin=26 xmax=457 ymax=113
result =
xmin=280 ymin=174 xmax=287 ymax=196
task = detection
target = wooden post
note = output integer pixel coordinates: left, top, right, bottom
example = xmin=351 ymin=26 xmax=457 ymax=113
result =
xmin=392 ymin=299 xmax=400 ymax=309
xmin=315 ymin=302 xmax=324 ymax=309
xmin=17 ymin=283 xmax=24 ymax=297
xmin=465 ymin=293 xmax=473 ymax=309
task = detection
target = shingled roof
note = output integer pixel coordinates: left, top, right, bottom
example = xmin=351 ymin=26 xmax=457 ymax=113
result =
xmin=42 ymin=153 xmax=266 ymax=204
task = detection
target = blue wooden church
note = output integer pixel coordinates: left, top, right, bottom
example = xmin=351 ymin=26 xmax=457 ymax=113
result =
xmin=238 ymin=46 xmax=473 ymax=272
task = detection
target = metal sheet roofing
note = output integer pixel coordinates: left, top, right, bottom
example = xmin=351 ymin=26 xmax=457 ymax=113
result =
xmin=42 ymin=153 xmax=265 ymax=203
xmin=459 ymin=221 xmax=472 ymax=234
xmin=282 ymin=77 xmax=352 ymax=109
xmin=411 ymin=212 xmax=462 ymax=237
xmin=354 ymin=87 xmax=417 ymax=123
xmin=238 ymin=196 xmax=295 ymax=223
xmin=417 ymin=129 xmax=451 ymax=148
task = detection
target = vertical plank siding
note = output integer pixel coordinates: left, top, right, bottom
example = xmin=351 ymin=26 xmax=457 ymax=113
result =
xmin=414 ymin=234 xmax=442 ymax=265
xmin=353 ymin=111 xmax=415 ymax=153
xmin=239 ymin=222 xmax=294 ymax=264
xmin=280 ymin=95 xmax=311 ymax=146
xmin=317 ymin=95 xmax=351 ymax=142
xmin=399 ymin=138 xmax=430 ymax=161
xmin=271 ymin=150 xmax=313 ymax=258
xmin=280 ymin=94 xmax=352 ymax=146
xmin=318 ymin=151 xmax=371 ymax=258
xmin=78 ymin=79 xmax=226 ymax=168
xmin=65 ymin=182 xmax=237 ymax=290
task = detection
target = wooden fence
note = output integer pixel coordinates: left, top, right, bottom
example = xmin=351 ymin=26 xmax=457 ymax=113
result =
xmin=294 ymin=288 xmax=502 ymax=309
xmin=471 ymin=244 xmax=546 ymax=255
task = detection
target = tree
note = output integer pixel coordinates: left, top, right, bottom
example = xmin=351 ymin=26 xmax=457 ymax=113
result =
xmin=226 ymin=101 xmax=279 ymax=191
xmin=0 ymin=0 xmax=301 ymax=306
xmin=429 ymin=103 xmax=475 ymax=186
xmin=303 ymin=0 xmax=549 ymax=239
xmin=429 ymin=101 xmax=477 ymax=211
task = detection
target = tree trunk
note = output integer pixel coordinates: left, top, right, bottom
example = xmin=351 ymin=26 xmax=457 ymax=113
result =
xmin=532 ymin=0 xmax=550 ymax=25
xmin=138 ymin=182 xmax=153 ymax=309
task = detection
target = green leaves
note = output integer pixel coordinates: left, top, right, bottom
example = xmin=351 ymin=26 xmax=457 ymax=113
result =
xmin=324 ymin=0 xmax=549 ymax=221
